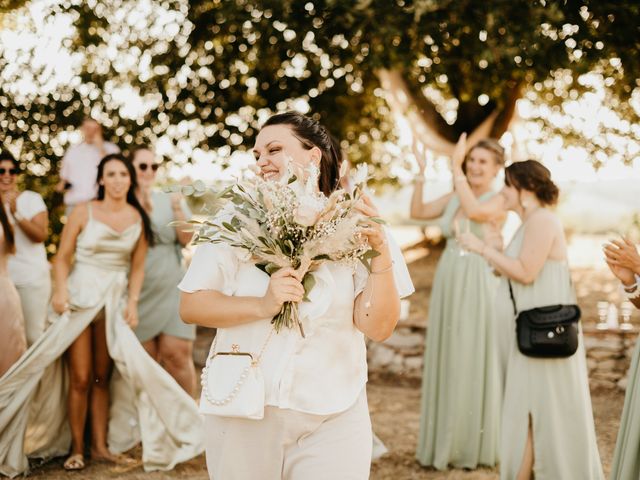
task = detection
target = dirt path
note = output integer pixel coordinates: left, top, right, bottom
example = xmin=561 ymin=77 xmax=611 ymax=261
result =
xmin=29 ymin=380 xmax=624 ymax=479
xmin=29 ymin=239 xmax=628 ymax=479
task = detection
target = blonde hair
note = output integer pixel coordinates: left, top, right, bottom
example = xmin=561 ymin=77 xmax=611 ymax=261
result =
xmin=462 ymin=138 xmax=505 ymax=173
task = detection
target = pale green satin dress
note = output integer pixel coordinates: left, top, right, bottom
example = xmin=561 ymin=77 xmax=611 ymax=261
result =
xmin=610 ymin=337 xmax=640 ymax=479
xmin=0 ymin=204 xmax=203 ymax=477
xmin=499 ymin=224 xmax=603 ymax=480
xmin=417 ymin=194 xmax=501 ymax=469
xmin=135 ymin=192 xmax=195 ymax=342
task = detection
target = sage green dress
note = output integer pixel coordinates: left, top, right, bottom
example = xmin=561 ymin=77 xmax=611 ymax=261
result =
xmin=499 ymin=224 xmax=603 ymax=480
xmin=610 ymin=336 xmax=640 ymax=479
xmin=417 ymin=194 xmax=501 ymax=469
xmin=135 ymin=191 xmax=195 ymax=343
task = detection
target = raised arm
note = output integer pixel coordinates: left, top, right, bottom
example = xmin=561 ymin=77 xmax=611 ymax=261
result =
xmin=459 ymin=212 xmax=559 ymax=284
xmin=451 ymin=133 xmax=506 ymax=223
xmin=409 ymin=137 xmax=454 ymax=220
xmin=51 ymin=204 xmax=87 ymax=313
xmin=352 ymin=195 xmax=401 ymax=342
xmin=410 ymin=187 xmax=454 ymax=220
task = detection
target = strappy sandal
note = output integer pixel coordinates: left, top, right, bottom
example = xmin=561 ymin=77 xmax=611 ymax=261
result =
xmin=63 ymin=453 xmax=85 ymax=471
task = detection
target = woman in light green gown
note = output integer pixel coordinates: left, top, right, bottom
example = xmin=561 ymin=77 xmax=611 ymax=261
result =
xmin=603 ymin=236 xmax=640 ymax=480
xmin=460 ymin=160 xmax=603 ymax=480
xmin=412 ymin=135 xmax=506 ymax=469
xmin=132 ymin=148 xmax=197 ymax=396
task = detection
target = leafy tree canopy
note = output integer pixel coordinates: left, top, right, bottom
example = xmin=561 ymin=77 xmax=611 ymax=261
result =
xmin=0 ymin=1 xmax=638 ymax=239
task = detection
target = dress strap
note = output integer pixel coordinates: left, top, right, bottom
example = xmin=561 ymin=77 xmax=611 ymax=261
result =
xmin=87 ymin=202 xmax=93 ymax=221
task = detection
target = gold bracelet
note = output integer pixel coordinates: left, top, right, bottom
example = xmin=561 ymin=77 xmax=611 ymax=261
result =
xmin=371 ymin=262 xmax=393 ymax=274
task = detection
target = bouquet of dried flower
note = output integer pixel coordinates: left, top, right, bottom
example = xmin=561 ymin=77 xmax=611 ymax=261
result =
xmin=173 ymin=160 xmax=382 ymax=337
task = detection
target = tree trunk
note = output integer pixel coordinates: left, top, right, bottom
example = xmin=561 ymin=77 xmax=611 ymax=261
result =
xmin=377 ymin=68 xmax=523 ymax=155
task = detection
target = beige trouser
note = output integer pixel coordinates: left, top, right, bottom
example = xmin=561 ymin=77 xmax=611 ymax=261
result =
xmin=16 ymin=276 xmax=51 ymax=345
xmin=204 ymin=389 xmax=372 ymax=480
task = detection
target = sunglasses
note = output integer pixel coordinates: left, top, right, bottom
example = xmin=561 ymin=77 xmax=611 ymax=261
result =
xmin=0 ymin=168 xmax=19 ymax=175
xmin=137 ymin=163 xmax=160 ymax=172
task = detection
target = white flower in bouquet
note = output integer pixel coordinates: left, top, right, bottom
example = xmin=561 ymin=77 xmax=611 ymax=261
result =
xmin=174 ymin=155 xmax=383 ymax=336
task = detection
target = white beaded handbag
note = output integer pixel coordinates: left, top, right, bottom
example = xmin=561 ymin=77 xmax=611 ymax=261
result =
xmin=199 ymin=330 xmax=273 ymax=420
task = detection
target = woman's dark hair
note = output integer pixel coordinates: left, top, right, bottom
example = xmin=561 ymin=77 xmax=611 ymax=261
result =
xmin=505 ymin=159 xmax=559 ymax=206
xmin=462 ymin=138 xmax=505 ymax=174
xmin=0 ymin=151 xmax=17 ymax=253
xmin=0 ymin=150 xmax=20 ymax=170
xmin=0 ymin=200 xmax=15 ymax=254
xmin=262 ymin=111 xmax=342 ymax=196
xmin=96 ymin=153 xmax=154 ymax=246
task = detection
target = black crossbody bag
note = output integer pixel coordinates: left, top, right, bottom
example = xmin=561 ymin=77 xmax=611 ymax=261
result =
xmin=508 ymin=280 xmax=581 ymax=358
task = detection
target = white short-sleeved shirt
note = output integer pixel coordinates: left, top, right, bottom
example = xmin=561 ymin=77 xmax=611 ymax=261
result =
xmin=7 ymin=190 xmax=50 ymax=287
xmin=179 ymin=227 xmax=414 ymax=415
xmin=60 ymin=141 xmax=120 ymax=206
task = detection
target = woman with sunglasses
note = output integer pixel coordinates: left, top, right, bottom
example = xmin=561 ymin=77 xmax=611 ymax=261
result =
xmin=0 ymin=151 xmax=50 ymax=346
xmin=131 ymin=147 xmax=197 ymax=396
xmin=0 ymin=154 xmax=203 ymax=475
xmin=0 ymin=200 xmax=26 ymax=377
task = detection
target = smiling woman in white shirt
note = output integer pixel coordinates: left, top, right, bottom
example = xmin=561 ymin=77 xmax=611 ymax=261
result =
xmin=0 ymin=151 xmax=50 ymax=346
xmin=179 ymin=111 xmax=414 ymax=480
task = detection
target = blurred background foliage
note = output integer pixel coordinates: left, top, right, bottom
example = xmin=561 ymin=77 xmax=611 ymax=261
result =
xmin=0 ymin=0 xmax=639 ymax=249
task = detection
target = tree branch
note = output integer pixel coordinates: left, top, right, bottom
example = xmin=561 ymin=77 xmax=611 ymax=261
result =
xmin=490 ymin=80 xmax=524 ymax=137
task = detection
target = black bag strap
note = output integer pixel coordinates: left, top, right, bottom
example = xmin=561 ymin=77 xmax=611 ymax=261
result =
xmin=508 ymin=268 xmax=574 ymax=317
xmin=508 ymin=280 xmax=517 ymax=315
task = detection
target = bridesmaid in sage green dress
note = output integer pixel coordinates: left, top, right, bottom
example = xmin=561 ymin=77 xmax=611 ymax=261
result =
xmin=132 ymin=148 xmax=197 ymax=396
xmin=603 ymin=236 xmax=640 ymax=480
xmin=412 ymin=134 xmax=506 ymax=469
xmin=459 ymin=160 xmax=603 ymax=480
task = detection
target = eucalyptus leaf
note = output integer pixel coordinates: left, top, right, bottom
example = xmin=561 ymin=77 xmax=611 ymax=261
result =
xmin=181 ymin=185 xmax=195 ymax=196
xmin=362 ymin=248 xmax=381 ymax=260
xmin=265 ymin=263 xmax=281 ymax=275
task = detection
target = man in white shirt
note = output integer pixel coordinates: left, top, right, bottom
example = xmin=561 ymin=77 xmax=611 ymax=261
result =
xmin=56 ymin=118 xmax=119 ymax=214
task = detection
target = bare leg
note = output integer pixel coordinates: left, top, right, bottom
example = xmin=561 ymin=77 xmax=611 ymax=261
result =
xmin=516 ymin=414 xmax=535 ymax=480
xmin=89 ymin=310 xmax=115 ymax=460
xmin=66 ymin=325 xmax=93 ymax=459
xmin=158 ymin=334 xmax=196 ymax=397
xmin=141 ymin=337 xmax=159 ymax=361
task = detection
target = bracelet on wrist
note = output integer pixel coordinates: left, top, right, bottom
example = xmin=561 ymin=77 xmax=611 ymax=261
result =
xmin=623 ymin=287 xmax=640 ymax=301
xmin=622 ymin=282 xmax=640 ymax=300
xmin=370 ymin=262 xmax=394 ymax=275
